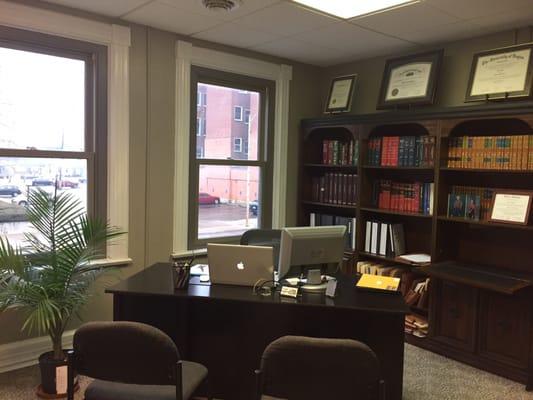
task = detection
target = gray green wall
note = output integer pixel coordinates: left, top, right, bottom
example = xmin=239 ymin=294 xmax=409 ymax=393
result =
xmin=321 ymin=28 xmax=533 ymax=114
xmin=0 ymin=1 xmax=322 ymax=346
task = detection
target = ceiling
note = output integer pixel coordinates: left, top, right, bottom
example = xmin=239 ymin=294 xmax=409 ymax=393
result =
xmin=43 ymin=0 xmax=533 ymax=66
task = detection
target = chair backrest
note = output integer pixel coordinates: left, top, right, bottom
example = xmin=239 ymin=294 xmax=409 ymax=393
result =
xmin=240 ymin=229 xmax=282 ymax=267
xmin=258 ymin=335 xmax=381 ymax=400
xmin=72 ymin=321 xmax=179 ymax=385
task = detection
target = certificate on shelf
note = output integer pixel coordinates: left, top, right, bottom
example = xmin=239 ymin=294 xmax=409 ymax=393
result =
xmin=470 ymin=48 xmax=531 ymax=96
xmin=385 ymin=62 xmax=432 ymax=101
xmin=490 ymin=192 xmax=532 ymax=225
xmin=327 ymin=77 xmax=355 ymax=110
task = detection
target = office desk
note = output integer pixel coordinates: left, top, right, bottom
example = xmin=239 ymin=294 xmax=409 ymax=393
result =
xmin=106 ymin=263 xmax=408 ymax=400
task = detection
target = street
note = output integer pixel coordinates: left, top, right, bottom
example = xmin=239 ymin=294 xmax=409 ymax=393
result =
xmin=199 ymin=203 xmax=258 ymax=239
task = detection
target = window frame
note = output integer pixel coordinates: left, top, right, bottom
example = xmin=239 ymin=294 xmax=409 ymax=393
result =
xmin=0 ymin=25 xmax=108 ymax=237
xmin=188 ymin=66 xmax=275 ymax=249
xmin=233 ymin=138 xmax=243 ymax=153
xmin=233 ymin=105 xmax=243 ymax=121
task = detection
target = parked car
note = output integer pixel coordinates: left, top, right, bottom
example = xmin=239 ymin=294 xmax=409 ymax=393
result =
xmin=249 ymin=200 xmax=259 ymax=216
xmin=0 ymin=185 xmax=22 ymax=197
xmin=198 ymin=192 xmax=220 ymax=205
xmin=12 ymin=194 xmax=28 ymax=207
xmin=57 ymin=179 xmax=79 ymax=189
xmin=32 ymin=179 xmax=55 ymax=187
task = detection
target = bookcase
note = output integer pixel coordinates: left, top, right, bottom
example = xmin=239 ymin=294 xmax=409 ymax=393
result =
xmin=299 ymin=102 xmax=533 ymax=388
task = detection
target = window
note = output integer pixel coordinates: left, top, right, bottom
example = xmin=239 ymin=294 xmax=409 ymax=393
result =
xmin=197 ymin=91 xmax=207 ymax=107
xmin=234 ymin=106 xmax=243 ymax=121
xmin=233 ymin=138 xmax=242 ymax=153
xmin=197 ymin=117 xmax=206 ymax=136
xmin=0 ymin=27 xmax=107 ymax=247
xmin=189 ymin=67 xmax=274 ymax=248
xmin=244 ymin=109 xmax=251 ymax=124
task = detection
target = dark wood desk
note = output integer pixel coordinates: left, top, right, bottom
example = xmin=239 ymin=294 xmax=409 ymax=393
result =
xmin=106 ymin=263 xmax=408 ymax=400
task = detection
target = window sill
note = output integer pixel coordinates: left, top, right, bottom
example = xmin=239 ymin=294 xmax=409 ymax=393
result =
xmin=88 ymin=257 xmax=133 ymax=268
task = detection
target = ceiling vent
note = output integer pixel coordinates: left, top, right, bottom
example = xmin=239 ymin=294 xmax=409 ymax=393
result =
xmin=201 ymin=0 xmax=242 ymax=12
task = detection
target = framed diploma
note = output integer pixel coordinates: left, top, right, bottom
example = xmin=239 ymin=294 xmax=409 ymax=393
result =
xmin=489 ymin=190 xmax=532 ymax=225
xmin=324 ymin=74 xmax=357 ymax=113
xmin=377 ymin=50 xmax=443 ymax=109
xmin=466 ymin=43 xmax=533 ymax=102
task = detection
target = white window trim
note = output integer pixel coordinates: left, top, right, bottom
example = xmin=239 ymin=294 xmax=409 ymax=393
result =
xmin=173 ymin=41 xmax=292 ymax=254
xmin=234 ymin=137 xmax=242 ymax=152
xmin=234 ymin=105 xmax=243 ymax=121
xmin=0 ymin=1 xmax=131 ymax=265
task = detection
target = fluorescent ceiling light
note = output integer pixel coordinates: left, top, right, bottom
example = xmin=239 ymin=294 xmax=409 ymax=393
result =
xmin=291 ymin=0 xmax=419 ymax=19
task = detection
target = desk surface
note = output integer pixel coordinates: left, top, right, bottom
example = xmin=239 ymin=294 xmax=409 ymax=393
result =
xmin=107 ymin=263 xmax=408 ymax=315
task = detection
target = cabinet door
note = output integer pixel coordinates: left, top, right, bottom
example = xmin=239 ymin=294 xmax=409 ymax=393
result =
xmin=431 ymin=280 xmax=477 ymax=352
xmin=478 ymin=291 xmax=531 ymax=369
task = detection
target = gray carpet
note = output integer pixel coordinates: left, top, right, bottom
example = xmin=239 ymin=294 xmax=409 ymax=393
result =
xmin=1 ymin=344 xmax=532 ymax=399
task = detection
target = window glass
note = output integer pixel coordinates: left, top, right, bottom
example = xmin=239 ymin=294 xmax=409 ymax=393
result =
xmin=195 ymin=83 xmax=259 ymax=161
xmin=198 ymin=165 xmax=259 ymax=240
xmin=0 ymin=47 xmax=85 ymax=151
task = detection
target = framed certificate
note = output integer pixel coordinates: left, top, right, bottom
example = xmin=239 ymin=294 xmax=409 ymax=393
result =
xmin=466 ymin=43 xmax=533 ymax=102
xmin=324 ymin=74 xmax=357 ymax=113
xmin=377 ymin=50 xmax=443 ymax=109
xmin=489 ymin=190 xmax=532 ymax=225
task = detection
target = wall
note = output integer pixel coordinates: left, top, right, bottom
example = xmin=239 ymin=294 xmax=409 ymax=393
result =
xmin=0 ymin=1 xmax=322 ymax=347
xmin=321 ymin=28 xmax=533 ymax=115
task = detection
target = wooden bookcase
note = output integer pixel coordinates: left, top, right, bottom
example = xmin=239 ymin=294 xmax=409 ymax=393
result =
xmin=299 ymin=102 xmax=533 ymax=388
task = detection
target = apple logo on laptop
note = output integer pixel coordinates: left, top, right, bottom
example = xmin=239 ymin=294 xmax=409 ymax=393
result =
xmin=236 ymin=261 xmax=245 ymax=270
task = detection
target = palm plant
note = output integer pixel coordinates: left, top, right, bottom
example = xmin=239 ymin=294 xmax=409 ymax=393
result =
xmin=0 ymin=187 xmax=123 ymax=361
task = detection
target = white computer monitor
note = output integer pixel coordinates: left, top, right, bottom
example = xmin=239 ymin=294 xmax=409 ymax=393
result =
xmin=277 ymin=225 xmax=347 ymax=281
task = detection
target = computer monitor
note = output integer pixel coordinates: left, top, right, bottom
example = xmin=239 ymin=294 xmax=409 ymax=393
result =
xmin=277 ymin=225 xmax=347 ymax=281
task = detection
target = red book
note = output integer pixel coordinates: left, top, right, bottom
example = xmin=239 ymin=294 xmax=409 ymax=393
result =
xmin=381 ymin=137 xmax=388 ymax=166
xmin=413 ymin=183 xmax=420 ymax=213
xmin=390 ymin=136 xmax=400 ymax=166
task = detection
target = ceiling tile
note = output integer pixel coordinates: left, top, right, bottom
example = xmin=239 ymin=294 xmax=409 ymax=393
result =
xmin=43 ymin=0 xmax=152 ymax=17
xmin=398 ymin=20 xmax=490 ymax=44
xmin=157 ymin=0 xmax=281 ymax=21
xmin=192 ymin=22 xmax=282 ymax=48
xmin=353 ymin=2 xmax=460 ymax=36
xmin=122 ymin=1 xmax=225 ymax=35
xmin=237 ymin=2 xmax=338 ymax=37
xmin=472 ymin=5 xmax=533 ymax=31
xmin=293 ymin=22 xmax=413 ymax=55
xmin=251 ymin=38 xmax=354 ymax=66
xmin=427 ymin=0 xmax=533 ymax=20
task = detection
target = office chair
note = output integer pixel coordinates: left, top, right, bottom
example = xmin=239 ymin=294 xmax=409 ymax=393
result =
xmin=240 ymin=229 xmax=282 ymax=267
xmin=67 ymin=321 xmax=210 ymax=400
xmin=255 ymin=335 xmax=385 ymax=400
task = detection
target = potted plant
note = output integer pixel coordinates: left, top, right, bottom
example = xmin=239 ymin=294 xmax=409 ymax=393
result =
xmin=0 ymin=188 xmax=123 ymax=397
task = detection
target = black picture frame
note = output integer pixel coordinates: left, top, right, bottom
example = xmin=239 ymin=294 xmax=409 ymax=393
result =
xmin=377 ymin=49 xmax=443 ymax=110
xmin=324 ymin=74 xmax=357 ymax=114
xmin=465 ymin=43 xmax=533 ymax=102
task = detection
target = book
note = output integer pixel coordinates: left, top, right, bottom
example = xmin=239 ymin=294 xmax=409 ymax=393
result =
xmin=321 ymin=139 xmax=359 ymax=165
xmin=448 ymin=193 xmax=466 ymax=218
xmin=356 ymin=273 xmax=400 ymax=292
xmin=310 ymin=173 xmax=357 ymax=205
xmin=372 ymin=180 xmax=434 ymax=215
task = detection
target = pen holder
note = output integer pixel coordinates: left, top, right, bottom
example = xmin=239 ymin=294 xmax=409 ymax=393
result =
xmin=172 ymin=262 xmax=190 ymax=290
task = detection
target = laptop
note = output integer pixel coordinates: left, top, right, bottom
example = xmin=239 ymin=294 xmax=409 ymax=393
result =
xmin=207 ymin=243 xmax=274 ymax=286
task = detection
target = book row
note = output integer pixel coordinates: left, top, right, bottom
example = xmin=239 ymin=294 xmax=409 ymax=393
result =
xmin=372 ymin=180 xmax=434 ymax=215
xmin=367 ymin=136 xmax=436 ymax=167
xmin=322 ymin=139 xmax=359 ymax=165
xmin=364 ymin=221 xmax=405 ymax=257
xmin=405 ymin=314 xmax=429 ymax=338
xmin=310 ymin=173 xmax=358 ymax=205
xmin=447 ymin=135 xmax=533 ymax=170
xmin=447 ymin=185 xmax=494 ymax=221
xmin=309 ymin=213 xmax=356 ymax=250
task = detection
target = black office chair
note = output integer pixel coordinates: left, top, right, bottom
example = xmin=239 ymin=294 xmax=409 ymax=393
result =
xmin=67 ymin=321 xmax=210 ymax=400
xmin=240 ymin=229 xmax=282 ymax=267
xmin=255 ymin=335 xmax=385 ymax=400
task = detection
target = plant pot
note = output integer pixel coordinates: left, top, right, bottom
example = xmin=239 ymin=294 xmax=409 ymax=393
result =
xmin=37 ymin=351 xmax=77 ymax=398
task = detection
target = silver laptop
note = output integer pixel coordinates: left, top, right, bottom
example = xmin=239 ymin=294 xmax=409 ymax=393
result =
xmin=207 ymin=243 xmax=274 ymax=286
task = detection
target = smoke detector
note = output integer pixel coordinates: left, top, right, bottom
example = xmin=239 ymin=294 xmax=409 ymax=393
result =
xmin=201 ymin=0 xmax=242 ymax=12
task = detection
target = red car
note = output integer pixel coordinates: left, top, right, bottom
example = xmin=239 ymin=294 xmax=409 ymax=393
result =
xmin=198 ymin=192 xmax=220 ymax=205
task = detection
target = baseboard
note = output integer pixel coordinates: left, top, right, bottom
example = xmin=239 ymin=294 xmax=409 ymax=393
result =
xmin=0 ymin=330 xmax=75 ymax=373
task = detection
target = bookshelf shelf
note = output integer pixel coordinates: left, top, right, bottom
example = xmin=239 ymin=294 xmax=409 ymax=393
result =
xmin=440 ymin=167 xmax=533 ymax=174
xmin=437 ymin=216 xmax=533 ymax=231
xmin=360 ymin=207 xmax=433 ymax=219
xmin=301 ymin=200 xmax=357 ymax=210
xmin=358 ymin=251 xmax=428 ymax=267
xmin=304 ymin=163 xmax=357 ymax=170
xmin=363 ymin=165 xmax=434 ymax=171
